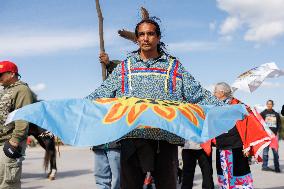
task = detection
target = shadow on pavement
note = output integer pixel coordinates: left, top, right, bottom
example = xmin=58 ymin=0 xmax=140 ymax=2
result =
xmin=56 ymin=169 xmax=93 ymax=179
xmin=22 ymin=173 xmax=46 ymax=179
xmin=22 ymin=186 xmax=44 ymax=189
xmin=23 ymin=169 xmax=92 ymax=180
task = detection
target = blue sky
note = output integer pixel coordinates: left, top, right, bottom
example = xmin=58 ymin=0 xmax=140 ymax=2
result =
xmin=1 ymin=0 xmax=284 ymax=110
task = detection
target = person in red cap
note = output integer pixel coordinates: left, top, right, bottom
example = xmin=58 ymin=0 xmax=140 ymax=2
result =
xmin=0 ymin=60 xmax=35 ymax=188
xmin=0 ymin=61 xmax=19 ymax=86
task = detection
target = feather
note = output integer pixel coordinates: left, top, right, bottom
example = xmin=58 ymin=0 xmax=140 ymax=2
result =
xmin=141 ymin=7 xmax=149 ymax=20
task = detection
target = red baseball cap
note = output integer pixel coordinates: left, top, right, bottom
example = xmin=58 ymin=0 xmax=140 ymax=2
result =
xmin=0 ymin=61 xmax=18 ymax=74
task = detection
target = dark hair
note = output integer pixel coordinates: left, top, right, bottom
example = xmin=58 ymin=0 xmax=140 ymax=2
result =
xmin=267 ymin=99 xmax=274 ymax=105
xmin=134 ymin=19 xmax=166 ymax=54
xmin=135 ymin=19 xmax=161 ymax=38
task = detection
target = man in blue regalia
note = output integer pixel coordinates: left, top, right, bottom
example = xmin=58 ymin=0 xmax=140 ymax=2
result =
xmin=86 ymin=19 xmax=223 ymax=189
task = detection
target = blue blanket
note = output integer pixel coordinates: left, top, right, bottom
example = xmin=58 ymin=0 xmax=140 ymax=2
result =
xmin=6 ymin=97 xmax=248 ymax=146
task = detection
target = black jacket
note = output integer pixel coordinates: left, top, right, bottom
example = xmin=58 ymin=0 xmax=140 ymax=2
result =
xmin=216 ymin=126 xmax=243 ymax=150
xmin=260 ymin=109 xmax=281 ymax=135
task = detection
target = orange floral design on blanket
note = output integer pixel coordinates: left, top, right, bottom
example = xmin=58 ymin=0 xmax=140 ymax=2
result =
xmin=95 ymin=97 xmax=205 ymax=126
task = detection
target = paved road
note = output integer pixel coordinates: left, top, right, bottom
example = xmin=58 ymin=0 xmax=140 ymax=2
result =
xmin=22 ymin=142 xmax=284 ymax=189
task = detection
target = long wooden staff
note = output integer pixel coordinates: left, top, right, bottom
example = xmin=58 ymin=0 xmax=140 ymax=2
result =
xmin=95 ymin=0 xmax=107 ymax=81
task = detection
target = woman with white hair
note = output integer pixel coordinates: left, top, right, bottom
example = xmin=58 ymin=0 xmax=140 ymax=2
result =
xmin=213 ymin=82 xmax=253 ymax=188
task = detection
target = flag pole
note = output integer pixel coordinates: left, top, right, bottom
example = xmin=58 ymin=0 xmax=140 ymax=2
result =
xmin=95 ymin=0 xmax=107 ymax=81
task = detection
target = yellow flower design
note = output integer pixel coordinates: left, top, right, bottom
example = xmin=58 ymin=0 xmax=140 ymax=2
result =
xmin=95 ymin=97 xmax=205 ymax=127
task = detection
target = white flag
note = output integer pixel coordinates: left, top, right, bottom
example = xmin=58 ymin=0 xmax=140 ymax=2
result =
xmin=232 ymin=62 xmax=284 ymax=92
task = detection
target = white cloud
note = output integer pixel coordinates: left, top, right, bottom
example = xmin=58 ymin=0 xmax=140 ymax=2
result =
xmin=31 ymin=83 xmax=46 ymax=92
xmin=244 ymin=22 xmax=284 ymax=42
xmin=0 ymin=28 xmax=122 ymax=57
xmin=0 ymin=30 xmax=97 ymax=56
xmin=220 ymin=17 xmax=240 ymax=35
xmin=217 ymin=0 xmax=284 ymax=42
xmin=168 ymin=41 xmax=218 ymax=53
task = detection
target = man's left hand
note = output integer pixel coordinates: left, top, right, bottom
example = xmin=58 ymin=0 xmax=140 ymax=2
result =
xmin=3 ymin=141 xmax=22 ymax=159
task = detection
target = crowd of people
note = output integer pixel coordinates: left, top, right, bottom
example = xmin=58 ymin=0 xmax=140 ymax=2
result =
xmin=0 ymin=18 xmax=282 ymax=189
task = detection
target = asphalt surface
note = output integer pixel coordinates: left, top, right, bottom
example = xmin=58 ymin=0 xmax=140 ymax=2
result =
xmin=22 ymin=142 xmax=284 ymax=189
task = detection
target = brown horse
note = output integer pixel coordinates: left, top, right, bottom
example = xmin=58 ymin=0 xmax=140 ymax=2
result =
xmin=28 ymin=123 xmax=57 ymax=180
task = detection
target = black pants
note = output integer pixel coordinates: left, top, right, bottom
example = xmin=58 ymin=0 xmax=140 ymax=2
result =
xmin=181 ymin=149 xmax=214 ymax=189
xmin=120 ymin=139 xmax=178 ymax=189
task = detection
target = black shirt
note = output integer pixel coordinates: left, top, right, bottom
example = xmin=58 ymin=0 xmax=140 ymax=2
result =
xmin=260 ymin=109 xmax=281 ymax=135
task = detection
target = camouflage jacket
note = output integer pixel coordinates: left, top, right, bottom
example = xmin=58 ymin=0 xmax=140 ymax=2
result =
xmin=0 ymin=81 xmax=34 ymax=146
